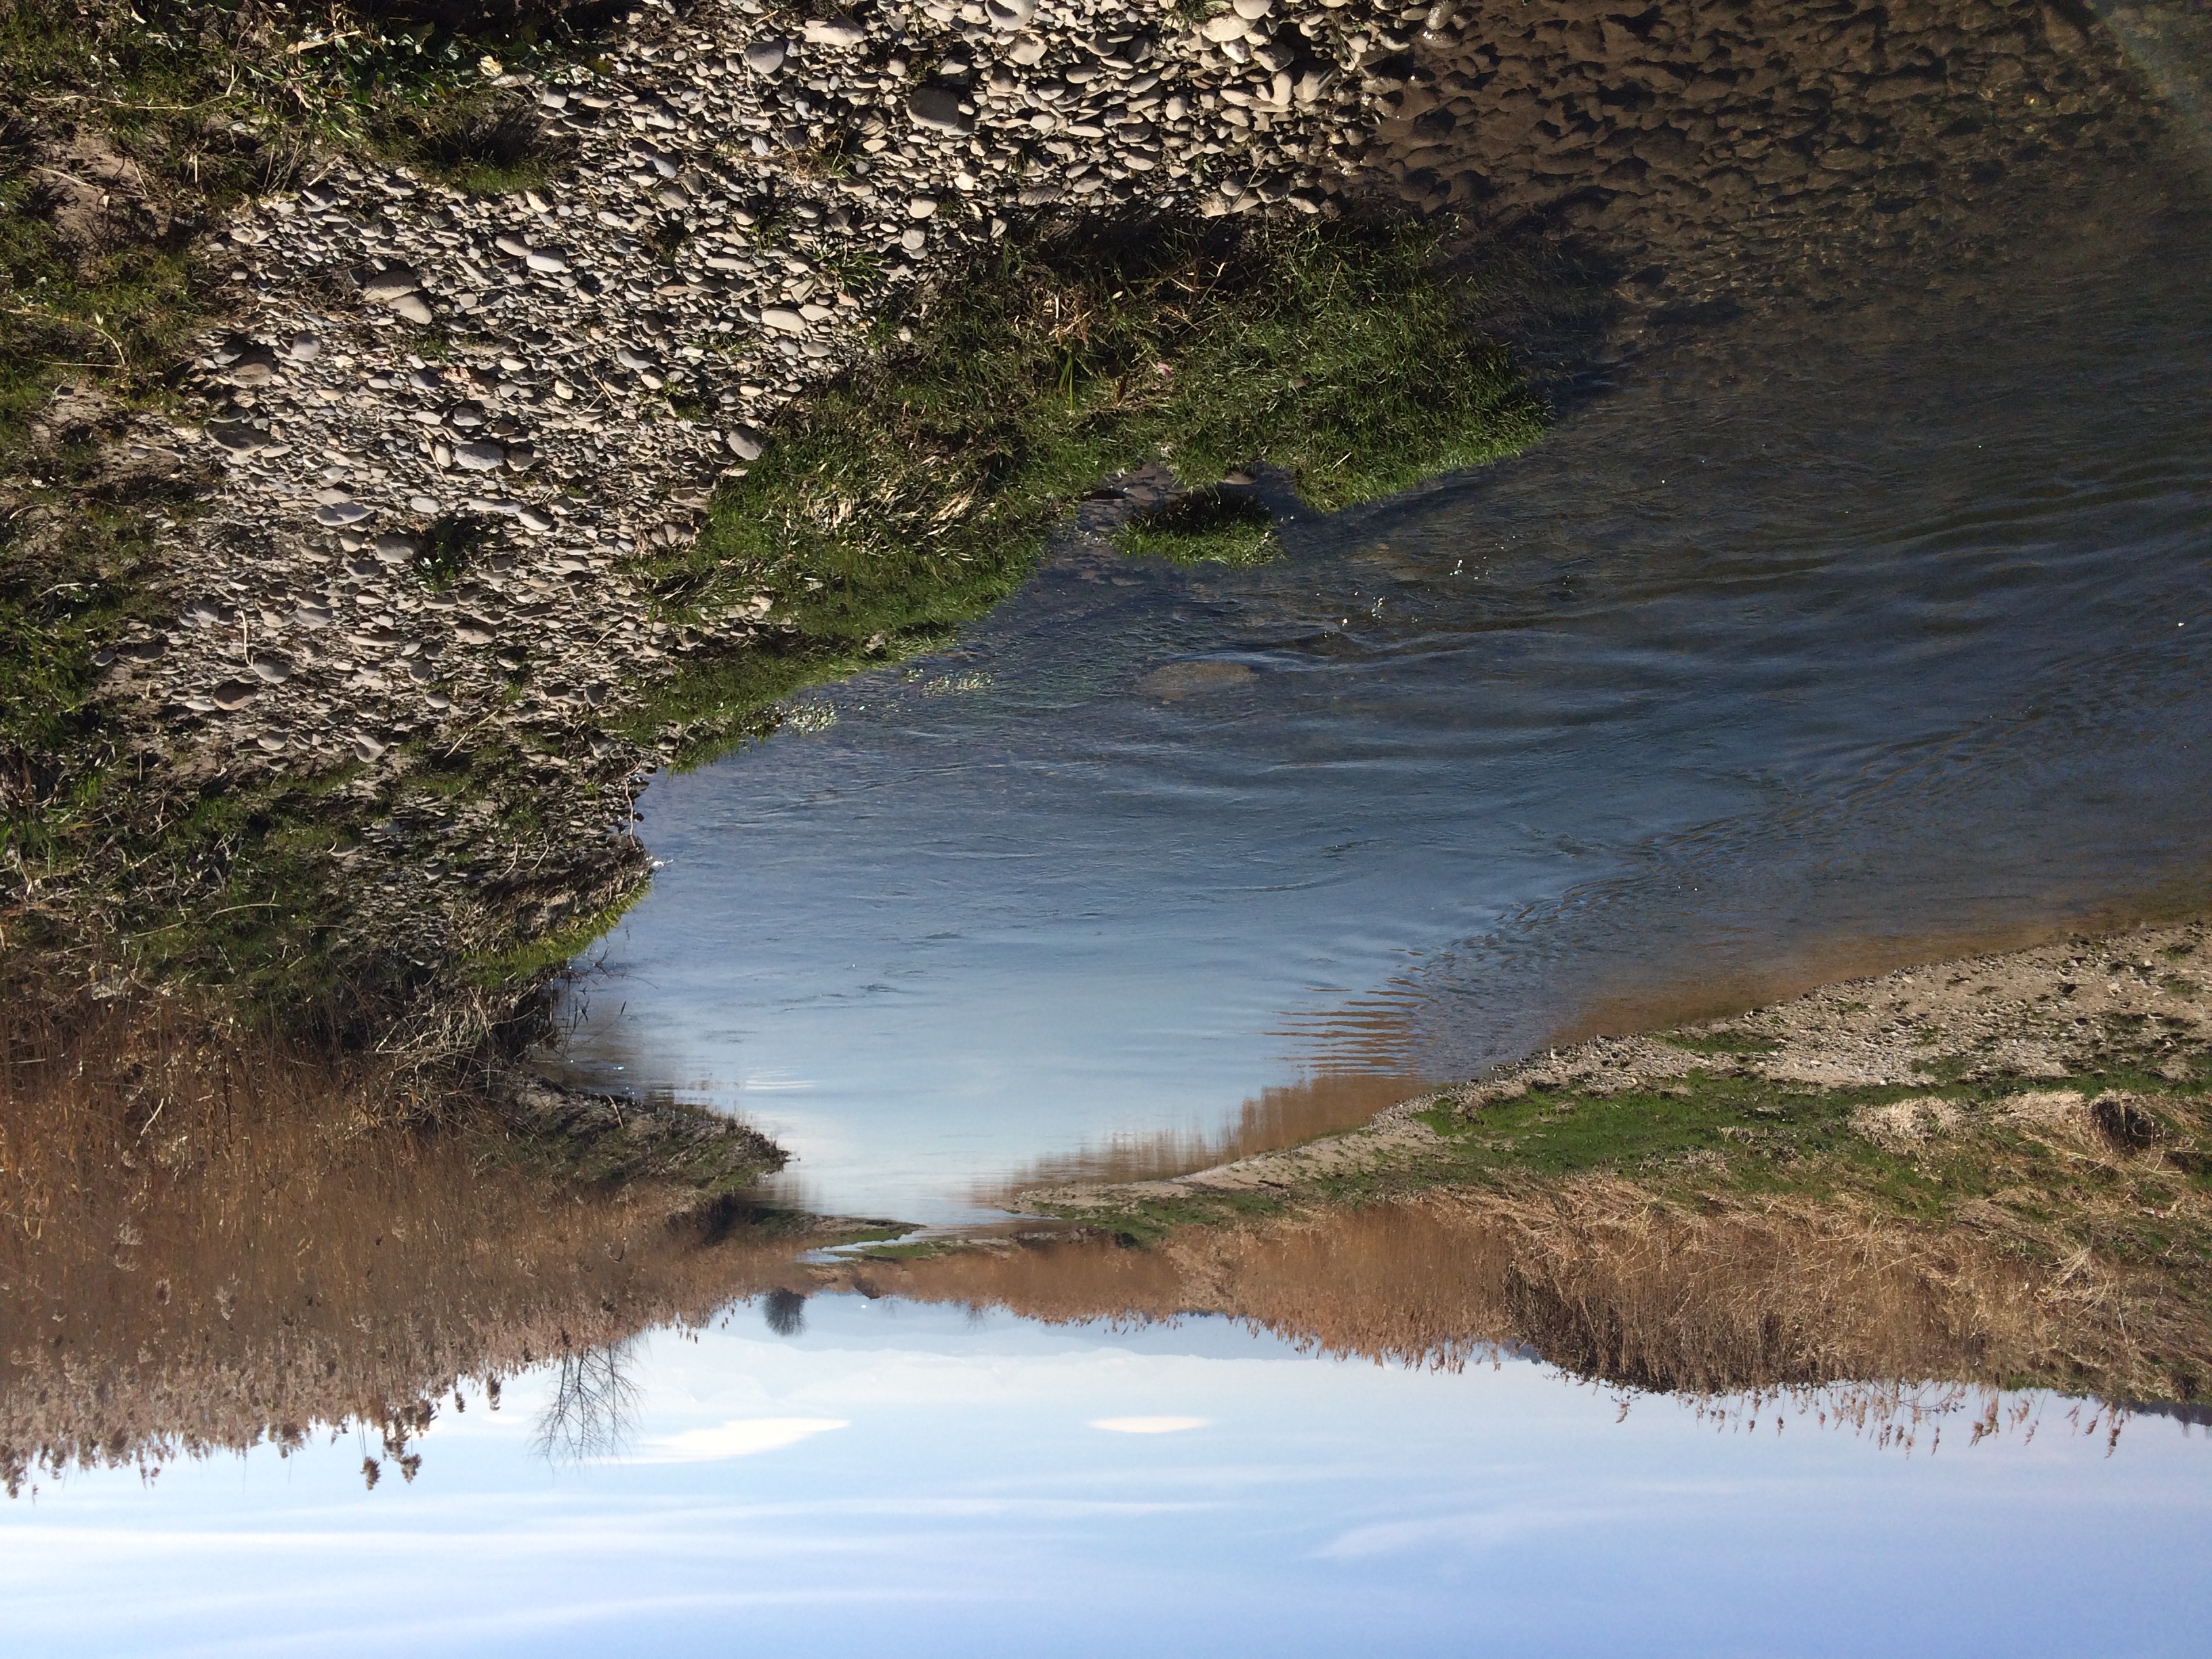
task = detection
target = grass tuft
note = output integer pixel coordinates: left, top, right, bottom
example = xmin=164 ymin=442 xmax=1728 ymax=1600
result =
xmin=1113 ymin=487 xmax=1279 ymax=567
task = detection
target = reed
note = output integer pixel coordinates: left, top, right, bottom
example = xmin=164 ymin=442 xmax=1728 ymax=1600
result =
xmin=835 ymin=1182 xmax=2210 ymax=1405
xmin=0 ymin=978 xmax=797 ymax=1495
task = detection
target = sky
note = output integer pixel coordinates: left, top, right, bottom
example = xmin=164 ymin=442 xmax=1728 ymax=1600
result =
xmin=6 ymin=1295 xmax=2209 ymax=1658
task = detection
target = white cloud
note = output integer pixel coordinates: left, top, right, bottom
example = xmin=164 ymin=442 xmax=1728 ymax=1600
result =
xmin=628 ymin=1418 xmax=849 ymax=1463
xmin=1088 ymin=1416 xmax=1210 ymax=1435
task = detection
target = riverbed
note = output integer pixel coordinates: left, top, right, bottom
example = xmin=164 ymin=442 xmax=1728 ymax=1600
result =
xmin=9 ymin=5 xmax=2212 ymax=1650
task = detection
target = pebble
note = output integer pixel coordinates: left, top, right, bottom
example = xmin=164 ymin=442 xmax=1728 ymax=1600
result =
xmin=743 ymin=36 xmax=787 ymax=75
xmin=907 ymin=87 xmax=973 ymax=135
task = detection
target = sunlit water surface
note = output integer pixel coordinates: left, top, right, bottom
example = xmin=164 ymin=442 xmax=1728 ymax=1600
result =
xmin=550 ymin=163 xmax=2212 ymax=1223
xmin=6 ymin=1298 xmax=2211 ymax=1656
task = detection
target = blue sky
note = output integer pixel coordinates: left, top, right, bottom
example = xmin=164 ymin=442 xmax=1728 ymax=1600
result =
xmin=6 ymin=1296 xmax=2209 ymax=1656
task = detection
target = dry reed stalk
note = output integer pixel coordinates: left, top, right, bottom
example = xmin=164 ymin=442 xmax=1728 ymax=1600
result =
xmin=833 ymin=1185 xmax=2209 ymax=1405
xmin=0 ymin=983 xmax=800 ymax=1494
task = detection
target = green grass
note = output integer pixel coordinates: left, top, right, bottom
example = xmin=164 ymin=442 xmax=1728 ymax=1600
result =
xmin=1031 ymin=1030 xmax=2212 ymax=1261
xmin=621 ymin=213 xmax=1544 ymax=766
xmin=1113 ymin=487 xmax=1280 ymax=567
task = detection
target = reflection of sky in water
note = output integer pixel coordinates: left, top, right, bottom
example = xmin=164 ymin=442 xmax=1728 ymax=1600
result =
xmin=6 ymin=1298 xmax=2209 ymax=1656
xmin=550 ymin=181 xmax=2212 ymax=1224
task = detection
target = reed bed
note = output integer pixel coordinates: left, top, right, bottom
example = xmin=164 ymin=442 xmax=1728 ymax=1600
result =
xmin=837 ymin=1182 xmax=2207 ymax=1405
xmin=0 ymin=983 xmax=796 ymax=1494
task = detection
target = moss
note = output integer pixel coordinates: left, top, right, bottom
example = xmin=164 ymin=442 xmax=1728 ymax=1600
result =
xmin=620 ymin=212 xmax=1543 ymax=766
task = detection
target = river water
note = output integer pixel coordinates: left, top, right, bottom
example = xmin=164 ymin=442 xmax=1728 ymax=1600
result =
xmin=549 ymin=137 xmax=2212 ymax=1225
xmin=10 ymin=5 xmax=2212 ymax=1650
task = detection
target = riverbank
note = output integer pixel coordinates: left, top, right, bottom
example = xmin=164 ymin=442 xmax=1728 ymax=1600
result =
xmin=829 ymin=919 xmax=2212 ymax=1402
xmin=4 ymin=0 xmax=1562 ymax=1090
xmin=7 ymin=0 xmax=2159 ymax=1078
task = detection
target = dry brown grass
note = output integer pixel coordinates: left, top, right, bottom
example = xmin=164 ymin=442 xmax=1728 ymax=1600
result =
xmin=0 ymin=984 xmax=801 ymax=1494
xmin=835 ymin=1183 xmax=2208 ymax=1404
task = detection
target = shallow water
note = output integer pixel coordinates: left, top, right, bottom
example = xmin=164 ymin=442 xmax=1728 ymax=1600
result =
xmin=550 ymin=154 xmax=2212 ymax=1223
xmin=7 ymin=1298 xmax=2212 ymax=1656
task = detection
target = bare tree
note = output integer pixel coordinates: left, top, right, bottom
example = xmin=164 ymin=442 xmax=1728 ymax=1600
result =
xmin=531 ymin=1337 xmax=641 ymax=1464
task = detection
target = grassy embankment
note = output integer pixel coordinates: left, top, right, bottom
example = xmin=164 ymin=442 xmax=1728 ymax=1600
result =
xmin=620 ymin=213 xmax=1544 ymax=766
xmin=1 ymin=1 xmax=619 ymax=1013
xmin=5 ymin=2 xmax=1545 ymax=1033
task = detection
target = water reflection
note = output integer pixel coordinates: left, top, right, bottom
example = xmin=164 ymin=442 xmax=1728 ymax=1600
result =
xmin=962 ymin=1069 xmax=1431 ymax=1206
xmin=534 ymin=1340 xmax=644 ymax=1465
xmin=5 ymin=1296 xmax=2207 ymax=1657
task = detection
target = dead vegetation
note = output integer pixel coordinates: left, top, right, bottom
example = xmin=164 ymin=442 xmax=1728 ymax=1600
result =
xmin=944 ymin=920 xmax=2212 ymax=1405
xmin=0 ymin=972 xmax=794 ymax=1496
xmin=835 ymin=1179 xmax=2211 ymax=1406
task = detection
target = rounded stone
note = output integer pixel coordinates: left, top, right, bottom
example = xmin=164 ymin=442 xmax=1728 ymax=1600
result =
xmin=907 ymin=86 xmax=974 ymax=134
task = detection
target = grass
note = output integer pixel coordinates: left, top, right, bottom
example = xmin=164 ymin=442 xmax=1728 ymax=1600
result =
xmin=0 ymin=970 xmax=808 ymax=1495
xmin=1019 ymin=1012 xmax=2212 ymax=1401
xmin=621 ymin=212 xmax=1544 ymax=766
xmin=1113 ymin=486 xmax=1280 ymax=567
